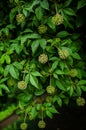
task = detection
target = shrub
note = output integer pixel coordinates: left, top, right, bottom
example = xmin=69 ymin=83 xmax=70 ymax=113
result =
xmin=0 ymin=0 xmax=86 ymax=129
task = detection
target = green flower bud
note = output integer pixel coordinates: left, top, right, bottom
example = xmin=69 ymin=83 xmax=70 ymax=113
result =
xmin=38 ymin=25 xmax=47 ymax=34
xmin=76 ymin=97 xmax=85 ymax=106
xmin=16 ymin=13 xmax=25 ymax=23
xmin=38 ymin=120 xmax=46 ymax=129
xmin=58 ymin=49 xmax=69 ymax=59
xmin=52 ymin=13 xmax=63 ymax=25
xmin=7 ymin=78 xmax=16 ymax=87
xmin=46 ymin=85 xmax=55 ymax=94
xmin=18 ymin=81 xmax=27 ymax=90
xmin=20 ymin=122 xmax=28 ymax=130
xmin=38 ymin=53 xmax=48 ymax=64
xmin=69 ymin=69 xmax=78 ymax=77
xmin=46 ymin=96 xmax=53 ymax=102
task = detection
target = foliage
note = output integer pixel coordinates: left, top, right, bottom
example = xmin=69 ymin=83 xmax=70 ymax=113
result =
xmin=0 ymin=0 xmax=86 ymax=129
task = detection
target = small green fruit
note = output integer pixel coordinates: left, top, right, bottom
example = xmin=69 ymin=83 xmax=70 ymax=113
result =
xmin=46 ymin=85 xmax=55 ymax=94
xmin=46 ymin=96 xmax=53 ymax=102
xmin=18 ymin=81 xmax=27 ymax=90
xmin=38 ymin=24 xmax=47 ymax=34
xmin=38 ymin=120 xmax=46 ymax=128
xmin=7 ymin=78 xmax=16 ymax=87
xmin=20 ymin=122 xmax=28 ymax=130
xmin=38 ymin=53 xmax=48 ymax=64
xmin=76 ymin=97 xmax=85 ymax=106
xmin=16 ymin=13 xmax=25 ymax=23
xmin=58 ymin=49 xmax=69 ymax=59
xmin=69 ymin=69 xmax=78 ymax=77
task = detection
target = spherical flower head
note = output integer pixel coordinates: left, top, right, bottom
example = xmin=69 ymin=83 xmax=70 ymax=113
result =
xmin=18 ymin=81 xmax=27 ymax=90
xmin=58 ymin=49 xmax=69 ymax=59
xmin=16 ymin=13 xmax=25 ymax=23
xmin=46 ymin=85 xmax=55 ymax=94
xmin=7 ymin=78 xmax=16 ymax=87
xmin=76 ymin=97 xmax=85 ymax=106
xmin=38 ymin=53 xmax=48 ymax=64
xmin=38 ymin=24 xmax=47 ymax=34
xmin=38 ymin=120 xmax=46 ymax=129
xmin=46 ymin=96 xmax=53 ymax=102
xmin=52 ymin=13 xmax=63 ymax=25
xmin=20 ymin=122 xmax=28 ymax=130
xmin=69 ymin=69 xmax=78 ymax=77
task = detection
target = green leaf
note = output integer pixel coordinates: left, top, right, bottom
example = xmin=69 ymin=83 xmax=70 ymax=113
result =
xmin=59 ymin=61 xmax=66 ymax=70
xmin=31 ymin=40 xmax=39 ymax=54
xmin=81 ymin=86 xmax=86 ymax=92
xmin=0 ymin=77 xmax=8 ymax=84
xmin=51 ymin=61 xmax=58 ymax=71
xmin=40 ymin=0 xmax=49 ymax=10
xmin=77 ymin=0 xmax=86 ymax=9
xmin=3 ymin=28 xmax=9 ymax=36
xmin=4 ymin=65 xmax=10 ymax=77
xmin=76 ymin=87 xmax=82 ymax=96
xmin=47 ymin=17 xmax=56 ymax=30
xmin=5 ymin=55 xmax=11 ymax=64
xmin=64 ymin=0 xmax=72 ymax=7
xmin=35 ymin=6 xmax=43 ymax=20
xmin=27 ymin=33 xmax=41 ymax=39
xmin=20 ymin=35 xmax=28 ymax=44
xmin=9 ymin=7 xmax=17 ymax=23
xmin=56 ymin=80 xmax=65 ymax=91
xmin=0 ymin=84 xmax=10 ymax=93
xmin=71 ymin=52 xmax=81 ymax=60
xmin=57 ymin=31 xmax=69 ymax=38
xmin=49 ymin=106 xmax=58 ymax=113
xmin=31 ymin=71 xmax=42 ymax=77
xmin=9 ymin=65 xmax=19 ymax=79
xmin=39 ymin=39 xmax=47 ymax=50
xmin=0 ymin=54 xmax=5 ymax=64
xmin=30 ymin=107 xmax=37 ymax=118
xmin=55 ymin=70 xmax=64 ymax=75
xmin=69 ymin=86 xmax=74 ymax=97
xmin=78 ymin=80 xmax=86 ymax=85
xmin=46 ymin=110 xmax=53 ymax=118
xmin=56 ymin=97 xmax=62 ymax=107
xmin=13 ymin=62 xmax=23 ymax=70
xmin=25 ymin=74 xmax=30 ymax=84
xmin=30 ymin=74 xmax=39 ymax=88
xmin=34 ymin=89 xmax=45 ymax=96
xmin=63 ymin=8 xmax=76 ymax=16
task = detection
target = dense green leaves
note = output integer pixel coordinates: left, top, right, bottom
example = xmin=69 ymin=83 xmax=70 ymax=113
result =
xmin=0 ymin=0 xmax=86 ymax=125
